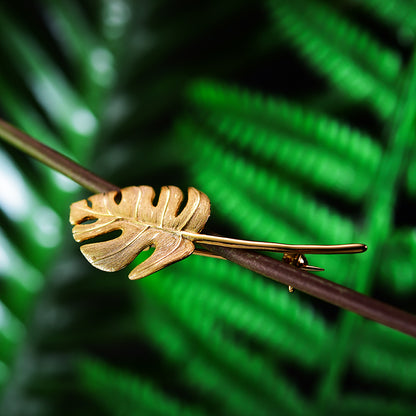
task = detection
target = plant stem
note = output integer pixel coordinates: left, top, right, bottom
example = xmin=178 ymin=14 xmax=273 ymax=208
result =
xmin=1 ymin=118 xmax=416 ymax=337
xmin=0 ymin=118 xmax=118 ymax=194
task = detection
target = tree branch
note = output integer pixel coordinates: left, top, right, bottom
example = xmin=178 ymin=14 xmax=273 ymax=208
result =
xmin=1 ymin=118 xmax=416 ymax=338
xmin=0 ymin=119 xmax=118 ymax=194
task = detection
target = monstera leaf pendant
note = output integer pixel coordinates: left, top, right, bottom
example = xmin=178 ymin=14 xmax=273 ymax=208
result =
xmin=70 ymin=185 xmax=366 ymax=279
xmin=70 ymin=186 xmax=210 ymax=279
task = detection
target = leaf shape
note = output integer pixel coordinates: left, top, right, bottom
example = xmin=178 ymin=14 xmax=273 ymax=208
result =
xmin=70 ymin=186 xmax=211 ymax=279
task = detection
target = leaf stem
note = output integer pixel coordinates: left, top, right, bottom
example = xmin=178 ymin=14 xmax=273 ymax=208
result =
xmin=184 ymin=231 xmax=367 ymax=254
xmin=1 ymin=118 xmax=416 ymax=337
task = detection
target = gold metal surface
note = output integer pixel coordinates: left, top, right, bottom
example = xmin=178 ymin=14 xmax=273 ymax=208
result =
xmin=70 ymin=185 xmax=211 ymax=279
xmin=281 ymin=253 xmax=325 ymax=292
xmin=70 ymin=186 xmax=367 ymax=280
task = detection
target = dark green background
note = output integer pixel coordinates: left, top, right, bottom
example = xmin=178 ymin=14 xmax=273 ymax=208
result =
xmin=0 ymin=0 xmax=416 ymax=415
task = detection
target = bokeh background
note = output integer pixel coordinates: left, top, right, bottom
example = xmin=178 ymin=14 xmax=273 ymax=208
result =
xmin=1 ymin=0 xmax=416 ymax=415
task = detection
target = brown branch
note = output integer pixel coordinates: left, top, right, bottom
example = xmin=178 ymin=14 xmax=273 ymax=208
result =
xmin=0 ymin=119 xmax=118 ymax=194
xmin=1 ymin=118 xmax=416 ymax=338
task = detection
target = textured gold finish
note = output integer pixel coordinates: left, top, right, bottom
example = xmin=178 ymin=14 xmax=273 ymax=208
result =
xmin=70 ymin=186 xmax=210 ymax=279
xmin=70 ymin=186 xmax=367 ymax=279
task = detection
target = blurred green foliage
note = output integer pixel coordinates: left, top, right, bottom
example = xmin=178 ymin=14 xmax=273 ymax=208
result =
xmin=0 ymin=0 xmax=416 ymax=415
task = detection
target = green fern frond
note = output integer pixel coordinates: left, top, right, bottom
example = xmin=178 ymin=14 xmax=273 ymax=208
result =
xmin=406 ymin=158 xmax=416 ymax=196
xmin=0 ymin=147 xmax=63 ymax=268
xmin=178 ymin=80 xmax=380 ymax=282
xmin=269 ymin=0 xmax=400 ymax=118
xmin=359 ymin=322 xmax=416 ymax=355
xmin=353 ymin=343 xmax=416 ymax=392
xmin=0 ymin=1 xmax=127 ymax=409
xmin=355 ymin=0 xmax=416 ymax=35
xmin=185 ymin=80 xmax=381 ymax=200
xmin=141 ymin=256 xmax=328 ymax=365
xmin=172 ymin=256 xmax=329 ymax=342
xmin=0 ymin=80 xmax=80 ymax=203
xmin=177 ymin=119 xmax=356 ymax=241
xmin=332 ymin=395 xmax=416 ymax=416
xmin=0 ymin=229 xmax=43 ymax=319
xmin=278 ymin=0 xmax=401 ymax=82
xmin=41 ymin=0 xmax=104 ymax=76
xmin=175 ymin=119 xmax=358 ymax=281
xmin=139 ymin=268 xmax=305 ymax=416
xmin=176 ymin=55 xmax=416 ymax=412
xmin=192 ymin=158 xmax=353 ymax=282
xmin=139 ymin=310 xmax=270 ymax=416
xmin=379 ymin=229 xmax=416 ymax=293
xmin=0 ymin=6 xmax=98 ymax=156
xmin=0 ymin=301 xmax=24 ymax=365
xmin=188 ymin=80 xmax=382 ymax=173
xmin=79 ymin=358 xmax=207 ymax=416
xmin=0 ymin=6 xmax=79 ymax=380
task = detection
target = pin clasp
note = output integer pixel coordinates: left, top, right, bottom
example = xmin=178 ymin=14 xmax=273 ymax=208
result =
xmin=282 ymin=252 xmax=324 ymax=292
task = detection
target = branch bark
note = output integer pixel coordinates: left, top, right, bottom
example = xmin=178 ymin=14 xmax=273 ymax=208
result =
xmin=1 ymin=118 xmax=416 ymax=337
xmin=0 ymin=119 xmax=118 ymax=194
